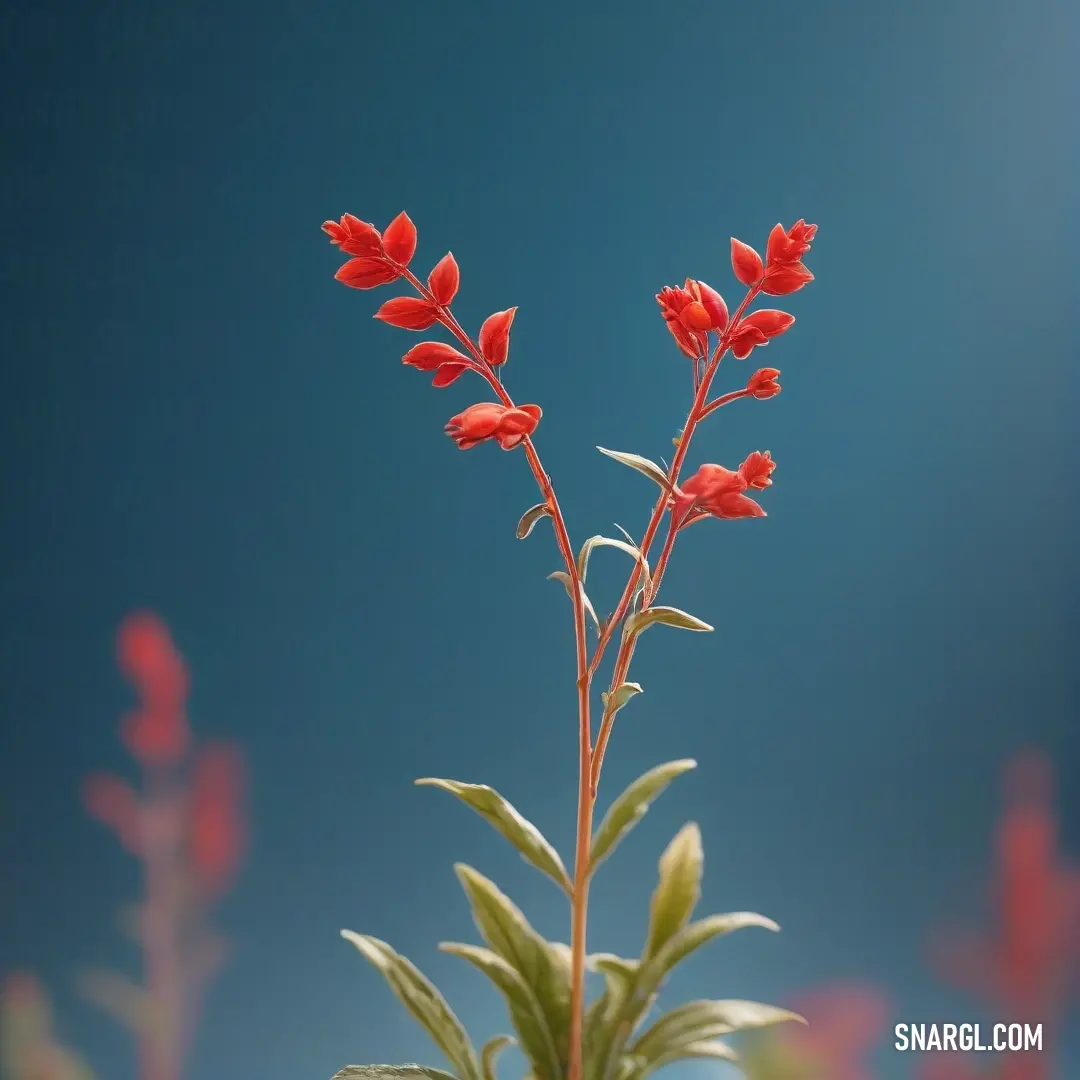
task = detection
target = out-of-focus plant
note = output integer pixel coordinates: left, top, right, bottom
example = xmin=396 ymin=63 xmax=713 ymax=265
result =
xmin=2 ymin=613 xmax=246 ymax=1080
xmin=321 ymin=212 xmax=819 ymax=1080
xmin=925 ymin=751 xmax=1080 ymax=1080
xmin=741 ymin=982 xmax=890 ymax=1080
xmin=0 ymin=974 xmax=94 ymax=1080
xmin=80 ymin=612 xmax=247 ymax=1080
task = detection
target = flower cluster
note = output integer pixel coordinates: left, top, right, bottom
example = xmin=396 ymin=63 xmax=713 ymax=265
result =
xmin=323 ymin=210 xmax=818 ymax=1080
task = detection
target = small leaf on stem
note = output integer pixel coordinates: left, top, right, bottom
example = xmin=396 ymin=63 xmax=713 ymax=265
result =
xmin=595 ymin=448 xmax=675 ymax=493
xmin=415 ymin=778 xmax=571 ymax=894
xmin=644 ymin=824 xmax=703 ymax=959
xmin=548 ymin=571 xmax=601 ymax=636
xmin=577 ymin=536 xmax=650 ymax=591
xmin=516 ymin=503 xmax=553 ymax=540
xmin=624 ymin=606 xmax=713 ymax=637
xmin=480 ymin=1037 xmax=515 ymax=1080
xmin=331 ymin=1068 xmax=461 ymax=1080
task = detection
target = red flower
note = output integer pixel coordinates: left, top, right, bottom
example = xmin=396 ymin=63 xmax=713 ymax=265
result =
xmin=382 ymin=211 xmax=417 ymax=266
xmin=679 ymin=451 xmax=775 ymax=521
xmin=322 ymin=214 xmax=383 ymax=258
xmin=117 ymin=612 xmax=188 ymax=712
xmin=374 ymin=296 xmax=441 ymax=331
xmin=428 ymin=253 xmax=460 ymax=306
xmin=402 ymin=341 xmax=472 ymax=387
xmin=335 ymin=258 xmax=400 ymax=290
xmin=190 ymin=742 xmax=246 ymax=898
xmin=747 ymin=367 xmax=782 ymax=399
xmin=656 ymin=279 xmax=728 ymax=359
xmin=767 ymin=219 xmax=817 ymax=264
xmin=729 ymin=308 xmax=796 ymax=359
xmin=478 ymin=308 xmax=517 ymax=367
xmin=762 ymin=219 xmax=816 ymax=295
xmin=730 ymin=237 xmax=764 ymax=286
xmin=445 ymin=402 xmax=542 ymax=450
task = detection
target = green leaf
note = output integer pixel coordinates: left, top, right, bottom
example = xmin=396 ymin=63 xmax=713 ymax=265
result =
xmin=631 ymin=1000 xmax=805 ymax=1062
xmin=331 ymin=1068 xmax=461 ymax=1080
xmin=548 ymin=572 xmax=602 ymax=635
xmin=438 ymin=943 xmax=560 ymax=1080
xmin=454 ymin=865 xmax=571 ymax=1072
xmin=582 ymin=956 xmax=640 ymax=1080
xmin=589 ymin=760 xmax=696 ymax=874
xmin=630 ymin=1039 xmax=739 ymax=1080
xmin=415 ymin=778 xmax=571 ymax=895
xmin=600 ymin=682 xmax=643 ymax=718
xmin=516 ymin=504 xmax=552 ymax=540
xmin=596 ymin=448 xmax=674 ymax=493
xmin=651 ymin=912 xmax=780 ymax=975
xmin=340 ymin=932 xmax=480 ymax=1080
xmin=331 ymin=1069 xmax=461 ymax=1080
xmin=624 ymin=607 xmax=713 ymax=637
xmin=644 ymin=824 xmax=703 ymax=959
xmin=577 ymin=536 xmax=650 ymax=591
xmin=480 ymin=1037 xmax=515 ymax=1080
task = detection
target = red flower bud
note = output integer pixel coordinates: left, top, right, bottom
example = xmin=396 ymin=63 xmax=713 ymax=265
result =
xmin=741 ymin=309 xmax=795 ymax=337
xmin=730 ymin=238 xmax=764 ymax=286
xmin=693 ymin=279 xmax=729 ymax=332
xmin=117 ymin=612 xmax=188 ymax=712
xmin=431 ymin=363 xmax=468 ymax=387
xmin=747 ymin=367 xmax=781 ymax=399
xmin=761 ymin=261 xmax=814 ymax=296
xmin=190 ymin=742 xmax=246 ymax=898
xmin=374 ymin=296 xmax=441 ymax=330
xmin=335 ymin=257 xmax=401 ymax=290
xmin=322 ymin=214 xmax=383 ymax=258
xmin=679 ymin=301 xmax=712 ymax=331
xmin=445 ymin=402 xmax=541 ymax=450
xmin=478 ymin=308 xmax=517 ymax=366
xmin=656 ymin=285 xmax=705 ymax=359
xmin=382 ymin=211 xmax=417 ymax=266
xmin=428 ymin=253 xmax=460 ymax=306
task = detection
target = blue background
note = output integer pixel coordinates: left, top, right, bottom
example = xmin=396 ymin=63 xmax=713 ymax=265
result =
xmin=1 ymin=2 xmax=1077 ymax=1079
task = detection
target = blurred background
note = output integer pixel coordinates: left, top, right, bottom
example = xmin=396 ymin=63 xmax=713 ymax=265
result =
xmin=1 ymin=1 xmax=1076 ymax=1079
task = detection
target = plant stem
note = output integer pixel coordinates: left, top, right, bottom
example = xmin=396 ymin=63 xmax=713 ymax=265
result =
xmin=398 ymin=267 xmax=594 ymax=1080
xmin=588 ymin=285 xmax=761 ymax=791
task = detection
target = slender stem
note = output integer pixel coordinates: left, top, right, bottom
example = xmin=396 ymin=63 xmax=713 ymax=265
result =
xmin=397 ymin=266 xmax=594 ymax=1080
xmin=588 ymin=285 xmax=761 ymax=791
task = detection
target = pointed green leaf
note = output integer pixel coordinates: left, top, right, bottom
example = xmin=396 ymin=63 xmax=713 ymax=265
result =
xmin=454 ymin=865 xmax=571 ymax=1072
xmin=341 ymin=932 xmax=480 ymax=1080
xmin=480 ymin=1037 xmax=515 ymax=1080
xmin=577 ymin=536 xmax=650 ymax=591
xmin=590 ymin=761 xmax=696 ymax=874
xmin=517 ymin=504 xmax=552 ymax=540
xmin=331 ymin=1069 xmax=461 ymax=1080
xmin=624 ymin=607 xmax=713 ymax=637
xmin=631 ymin=1039 xmax=738 ymax=1080
xmin=548 ymin=572 xmax=601 ymax=635
xmin=415 ymin=779 xmax=571 ymax=895
xmin=631 ymin=1000 xmax=805 ymax=1062
xmin=596 ymin=448 xmax=674 ymax=493
xmin=582 ymin=956 xmax=640 ymax=1080
xmin=644 ymin=824 xmax=703 ymax=959
xmin=652 ymin=912 xmax=780 ymax=975
xmin=438 ymin=943 xmax=560 ymax=1080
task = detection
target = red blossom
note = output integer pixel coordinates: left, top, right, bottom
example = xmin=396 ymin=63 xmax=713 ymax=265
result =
xmin=117 ymin=612 xmax=188 ymax=712
xmin=767 ymin=219 xmax=818 ymax=265
xmin=730 ymin=237 xmax=765 ymax=285
xmin=83 ymin=772 xmax=141 ymax=853
xmin=656 ymin=284 xmax=704 ymax=359
xmin=747 ymin=367 xmax=782 ymax=399
xmin=382 ymin=211 xmax=417 ymax=266
xmin=478 ymin=308 xmax=517 ymax=367
xmin=428 ymin=253 xmax=460 ymax=306
xmin=762 ymin=261 xmax=815 ymax=296
xmin=190 ymin=742 xmax=246 ymax=898
xmin=335 ymin=257 xmax=400 ymax=290
xmin=656 ymin=279 xmax=727 ymax=358
xmin=445 ymin=402 xmax=541 ymax=450
xmin=374 ymin=296 xmax=441 ymax=331
xmin=679 ymin=453 xmax=774 ymax=521
xmin=322 ymin=214 xmax=383 ymax=258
